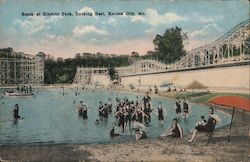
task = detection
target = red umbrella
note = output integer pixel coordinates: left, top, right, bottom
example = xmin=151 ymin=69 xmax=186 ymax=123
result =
xmin=208 ymin=95 xmax=250 ymax=141
xmin=208 ymin=95 xmax=250 ymax=111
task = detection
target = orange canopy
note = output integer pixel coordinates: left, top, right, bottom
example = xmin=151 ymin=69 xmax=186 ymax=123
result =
xmin=209 ymin=96 xmax=250 ymax=111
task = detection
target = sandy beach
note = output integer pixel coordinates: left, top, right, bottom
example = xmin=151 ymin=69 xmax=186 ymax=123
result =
xmin=0 ymin=86 xmax=249 ymax=162
xmin=0 ymin=108 xmax=249 ymax=162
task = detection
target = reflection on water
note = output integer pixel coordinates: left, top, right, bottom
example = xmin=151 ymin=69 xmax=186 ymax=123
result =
xmin=0 ymin=88 xmax=231 ymax=145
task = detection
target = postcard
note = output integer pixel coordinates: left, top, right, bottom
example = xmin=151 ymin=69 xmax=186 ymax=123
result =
xmin=0 ymin=0 xmax=249 ymax=161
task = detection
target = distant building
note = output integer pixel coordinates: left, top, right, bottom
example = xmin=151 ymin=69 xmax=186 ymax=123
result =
xmin=0 ymin=48 xmax=45 ymax=86
xmin=73 ymin=67 xmax=110 ymax=86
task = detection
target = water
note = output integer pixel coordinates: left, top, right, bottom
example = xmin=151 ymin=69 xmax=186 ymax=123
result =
xmin=0 ymin=88 xmax=231 ymax=145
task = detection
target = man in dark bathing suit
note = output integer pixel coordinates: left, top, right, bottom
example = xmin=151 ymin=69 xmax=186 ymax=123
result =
xmin=143 ymin=92 xmax=151 ymax=110
xmin=13 ymin=104 xmax=21 ymax=120
xmin=82 ymin=104 xmax=88 ymax=119
xmin=158 ymin=102 xmax=164 ymax=123
xmin=182 ymin=97 xmax=190 ymax=119
xmin=175 ymin=97 xmax=181 ymax=117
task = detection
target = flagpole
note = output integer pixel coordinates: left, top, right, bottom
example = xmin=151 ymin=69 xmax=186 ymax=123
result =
xmin=228 ymin=107 xmax=235 ymax=142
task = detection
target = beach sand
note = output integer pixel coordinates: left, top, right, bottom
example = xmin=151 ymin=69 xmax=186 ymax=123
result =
xmin=0 ymin=86 xmax=249 ymax=162
xmin=0 ymin=107 xmax=249 ymax=162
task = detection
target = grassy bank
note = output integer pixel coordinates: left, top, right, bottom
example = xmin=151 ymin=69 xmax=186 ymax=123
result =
xmin=159 ymin=91 xmax=250 ymax=103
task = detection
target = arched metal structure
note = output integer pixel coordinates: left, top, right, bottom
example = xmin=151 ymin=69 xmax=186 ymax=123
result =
xmin=115 ymin=59 xmax=167 ymax=76
xmin=169 ymin=19 xmax=250 ymax=69
xmin=117 ymin=20 xmax=250 ymax=76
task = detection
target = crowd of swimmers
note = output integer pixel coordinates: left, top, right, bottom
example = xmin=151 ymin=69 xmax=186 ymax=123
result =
xmin=11 ymin=88 xmax=221 ymax=143
xmin=74 ymin=90 xmax=221 ymax=142
xmin=16 ymin=85 xmax=33 ymax=94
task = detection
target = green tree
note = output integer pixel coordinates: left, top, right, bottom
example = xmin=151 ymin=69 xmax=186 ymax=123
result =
xmin=153 ymin=27 xmax=187 ymax=63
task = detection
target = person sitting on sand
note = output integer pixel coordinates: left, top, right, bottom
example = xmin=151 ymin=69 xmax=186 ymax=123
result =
xmin=135 ymin=128 xmax=147 ymax=141
xmin=188 ymin=107 xmax=221 ymax=143
xmin=13 ymin=104 xmax=21 ymax=120
xmin=195 ymin=115 xmax=207 ymax=127
xmin=161 ymin=118 xmax=183 ymax=138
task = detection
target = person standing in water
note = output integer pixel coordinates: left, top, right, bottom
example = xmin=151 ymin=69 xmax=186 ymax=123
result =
xmin=143 ymin=92 xmax=151 ymax=110
xmin=175 ymin=97 xmax=182 ymax=117
xmin=98 ymin=101 xmax=104 ymax=120
xmin=108 ymin=98 xmax=112 ymax=113
xmin=157 ymin=101 xmax=165 ymax=124
xmin=13 ymin=104 xmax=21 ymax=120
xmin=82 ymin=103 xmax=88 ymax=119
xmin=182 ymin=97 xmax=191 ymax=119
xmin=77 ymin=101 xmax=84 ymax=116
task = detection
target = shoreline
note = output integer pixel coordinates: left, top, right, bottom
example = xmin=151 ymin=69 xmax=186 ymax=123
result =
xmin=0 ymin=108 xmax=249 ymax=162
xmin=0 ymin=85 xmax=249 ymax=161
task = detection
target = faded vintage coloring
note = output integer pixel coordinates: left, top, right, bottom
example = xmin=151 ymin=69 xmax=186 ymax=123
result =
xmin=0 ymin=0 xmax=249 ymax=161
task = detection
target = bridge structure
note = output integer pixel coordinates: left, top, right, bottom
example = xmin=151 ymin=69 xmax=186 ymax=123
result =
xmin=116 ymin=19 xmax=250 ymax=77
xmin=169 ymin=19 xmax=250 ymax=70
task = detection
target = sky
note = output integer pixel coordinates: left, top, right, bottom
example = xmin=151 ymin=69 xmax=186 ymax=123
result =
xmin=0 ymin=0 xmax=249 ymax=58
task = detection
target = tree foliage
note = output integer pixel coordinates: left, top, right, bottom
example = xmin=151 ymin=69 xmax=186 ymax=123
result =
xmin=152 ymin=27 xmax=187 ymax=63
xmin=44 ymin=53 xmax=131 ymax=84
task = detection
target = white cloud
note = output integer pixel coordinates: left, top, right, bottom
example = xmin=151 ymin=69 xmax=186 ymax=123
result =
xmin=189 ymin=23 xmax=224 ymax=38
xmin=73 ymin=25 xmax=108 ymax=36
xmin=102 ymin=17 xmax=118 ymax=26
xmin=107 ymin=18 xmax=116 ymax=25
xmin=77 ymin=7 xmax=98 ymax=19
xmin=185 ymin=39 xmax=212 ymax=51
xmin=44 ymin=34 xmax=66 ymax=42
xmin=40 ymin=34 xmax=68 ymax=47
xmin=130 ymin=8 xmax=187 ymax=26
xmin=12 ymin=15 xmax=63 ymax=34
xmin=131 ymin=15 xmax=146 ymax=22
xmin=49 ymin=15 xmax=64 ymax=22
xmin=90 ymin=38 xmax=108 ymax=43
xmin=191 ymin=12 xmax=224 ymax=24
xmin=78 ymin=7 xmax=95 ymax=13
xmin=186 ymin=23 xmax=224 ymax=50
